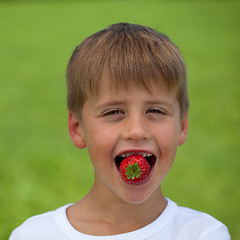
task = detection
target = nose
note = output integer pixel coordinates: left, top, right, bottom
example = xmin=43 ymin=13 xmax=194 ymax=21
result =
xmin=121 ymin=114 xmax=150 ymax=141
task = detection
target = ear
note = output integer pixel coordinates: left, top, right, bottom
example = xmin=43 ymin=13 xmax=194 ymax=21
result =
xmin=68 ymin=111 xmax=87 ymax=149
xmin=178 ymin=113 xmax=188 ymax=146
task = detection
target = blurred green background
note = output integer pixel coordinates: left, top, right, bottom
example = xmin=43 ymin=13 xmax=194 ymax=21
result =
xmin=0 ymin=1 xmax=239 ymax=239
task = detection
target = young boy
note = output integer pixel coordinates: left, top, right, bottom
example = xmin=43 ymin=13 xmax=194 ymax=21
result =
xmin=9 ymin=23 xmax=230 ymax=239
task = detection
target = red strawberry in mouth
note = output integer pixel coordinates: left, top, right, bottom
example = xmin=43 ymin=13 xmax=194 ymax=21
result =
xmin=119 ymin=154 xmax=152 ymax=185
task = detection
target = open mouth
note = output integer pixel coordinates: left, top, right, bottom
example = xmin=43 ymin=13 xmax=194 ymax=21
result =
xmin=114 ymin=152 xmax=156 ymax=172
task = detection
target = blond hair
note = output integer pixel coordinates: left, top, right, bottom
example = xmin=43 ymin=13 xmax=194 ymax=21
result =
xmin=67 ymin=23 xmax=189 ymax=118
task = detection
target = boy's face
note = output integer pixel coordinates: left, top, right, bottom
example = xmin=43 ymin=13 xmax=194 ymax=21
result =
xmin=69 ymin=75 xmax=188 ymax=204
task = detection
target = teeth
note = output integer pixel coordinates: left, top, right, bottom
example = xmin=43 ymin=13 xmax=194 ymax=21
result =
xmin=119 ymin=153 xmax=131 ymax=158
xmin=119 ymin=152 xmax=152 ymax=158
xmin=120 ymin=153 xmax=128 ymax=157
xmin=143 ymin=153 xmax=152 ymax=157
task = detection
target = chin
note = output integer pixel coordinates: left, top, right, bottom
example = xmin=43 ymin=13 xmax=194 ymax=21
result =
xmin=120 ymin=187 xmax=154 ymax=205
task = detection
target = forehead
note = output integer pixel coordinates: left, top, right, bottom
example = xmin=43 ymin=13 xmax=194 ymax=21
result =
xmin=93 ymin=67 xmax=172 ymax=96
xmin=92 ymin=70 xmax=175 ymax=102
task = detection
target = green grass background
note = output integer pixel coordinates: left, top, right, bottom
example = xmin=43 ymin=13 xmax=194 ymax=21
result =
xmin=0 ymin=1 xmax=239 ymax=239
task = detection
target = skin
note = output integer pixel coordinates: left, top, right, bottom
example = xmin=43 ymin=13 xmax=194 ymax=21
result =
xmin=67 ymin=75 xmax=188 ymax=236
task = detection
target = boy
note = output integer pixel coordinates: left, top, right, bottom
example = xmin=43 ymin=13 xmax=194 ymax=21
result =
xmin=9 ymin=23 xmax=230 ymax=239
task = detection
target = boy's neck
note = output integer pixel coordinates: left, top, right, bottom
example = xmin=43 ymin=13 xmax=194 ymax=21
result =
xmin=67 ymin=179 xmax=167 ymax=236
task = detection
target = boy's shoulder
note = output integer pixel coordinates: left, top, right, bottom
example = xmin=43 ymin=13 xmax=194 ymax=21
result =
xmin=9 ymin=204 xmax=71 ymax=240
xmin=171 ymin=199 xmax=220 ymax=223
xmin=165 ymin=198 xmax=230 ymax=240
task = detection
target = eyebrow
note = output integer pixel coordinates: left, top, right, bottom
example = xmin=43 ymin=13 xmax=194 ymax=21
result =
xmin=146 ymin=100 xmax=174 ymax=107
xmin=94 ymin=99 xmax=175 ymax=111
xmin=145 ymin=100 xmax=176 ymax=112
xmin=94 ymin=101 xmax=126 ymax=111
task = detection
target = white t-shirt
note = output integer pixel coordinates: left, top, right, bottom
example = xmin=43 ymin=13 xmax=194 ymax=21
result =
xmin=9 ymin=198 xmax=230 ymax=240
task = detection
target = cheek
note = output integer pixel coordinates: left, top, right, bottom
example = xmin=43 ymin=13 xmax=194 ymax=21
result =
xmin=157 ymin=123 xmax=179 ymax=159
xmin=85 ymin=126 xmax=117 ymax=164
xmin=155 ymin=126 xmax=179 ymax=182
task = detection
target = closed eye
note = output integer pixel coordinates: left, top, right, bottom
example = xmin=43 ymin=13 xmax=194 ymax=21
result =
xmin=147 ymin=108 xmax=166 ymax=115
xmin=102 ymin=109 xmax=124 ymax=117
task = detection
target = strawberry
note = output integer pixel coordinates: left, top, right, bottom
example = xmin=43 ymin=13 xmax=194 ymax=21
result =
xmin=120 ymin=154 xmax=150 ymax=184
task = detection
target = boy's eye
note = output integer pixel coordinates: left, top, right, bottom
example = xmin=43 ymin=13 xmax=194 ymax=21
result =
xmin=147 ymin=108 xmax=166 ymax=115
xmin=102 ymin=109 xmax=124 ymax=117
